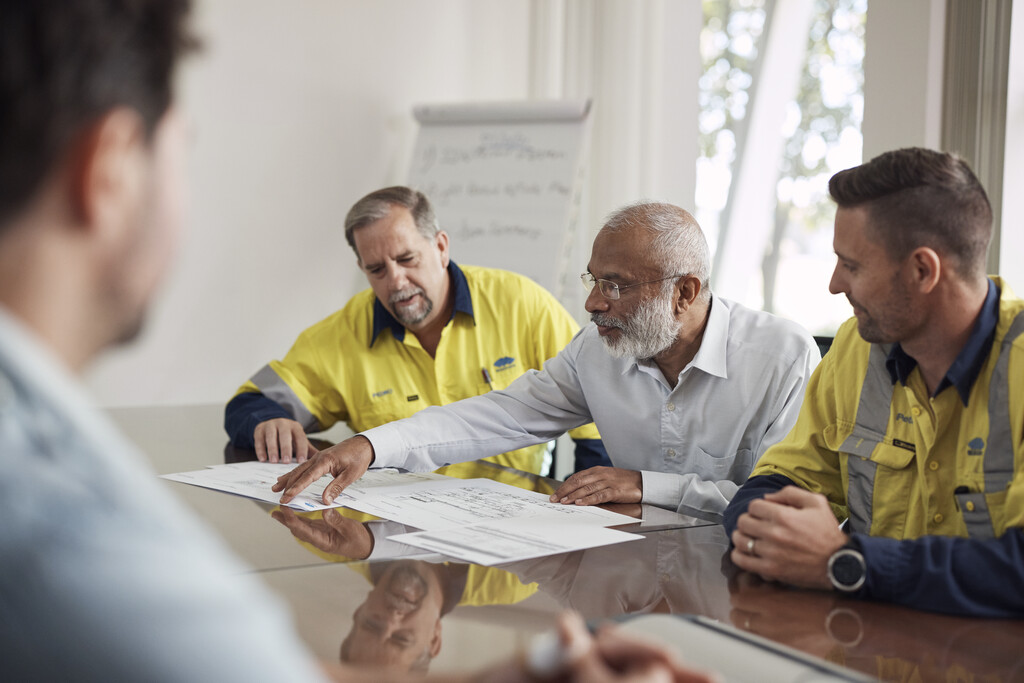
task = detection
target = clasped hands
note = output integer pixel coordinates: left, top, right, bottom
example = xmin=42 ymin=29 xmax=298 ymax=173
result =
xmin=729 ymin=486 xmax=848 ymax=590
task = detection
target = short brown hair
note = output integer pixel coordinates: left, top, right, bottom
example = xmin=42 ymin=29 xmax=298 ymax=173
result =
xmin=828 ymin=148 xmax=992 ymax=279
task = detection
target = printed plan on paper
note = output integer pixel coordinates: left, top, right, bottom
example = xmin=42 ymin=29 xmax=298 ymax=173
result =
xmin=161 ymin=462 xmax=641 ymax=563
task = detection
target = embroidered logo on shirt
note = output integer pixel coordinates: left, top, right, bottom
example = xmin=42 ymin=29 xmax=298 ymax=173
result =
xmin=407 ymin=394 xmax=420 ymax=402
xmin=892 ymin=438 xmax=915 ymax=452
xmin=967 ymin=437 xmax=985 ymax=456
xmin=895 ymin=412 xmax=914 ymax=425
xmin=371 ymin=388 xmax=393 ymax=399
xmin=494 ymin=356 xmax=517 ymax=372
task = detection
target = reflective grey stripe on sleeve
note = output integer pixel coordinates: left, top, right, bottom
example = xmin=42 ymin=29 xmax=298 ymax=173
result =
xmin=251 ymin=365 xmax=320 ymax=432
xmin=984 ymin=311 xmax=1024 ymax=492
xmin=841 ymin=343 xmax=895 ymax=535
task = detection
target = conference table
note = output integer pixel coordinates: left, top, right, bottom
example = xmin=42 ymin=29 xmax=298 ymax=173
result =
xmin=110 ymin=404 xmax=1024 ymax=682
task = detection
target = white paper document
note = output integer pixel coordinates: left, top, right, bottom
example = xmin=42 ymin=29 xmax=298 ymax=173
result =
xmin=160 ymin=463 xmax=446 ymax=512
xmin=162 ymin=463 xmax=643 ymax=563
xmin=391 ymin=517 xmax=641 ymax=565
xmin=341 ymin=476 xmax=637 ymax=531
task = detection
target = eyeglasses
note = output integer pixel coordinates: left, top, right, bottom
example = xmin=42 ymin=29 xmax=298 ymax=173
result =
xmin=580 ymin=272 xmax=685 ymax=300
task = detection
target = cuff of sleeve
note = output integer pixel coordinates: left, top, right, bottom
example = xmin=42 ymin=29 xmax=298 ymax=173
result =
xmin=851 ymin=533 xmax=905 ymax=602
xmin=360 ymin=424 xmax=406 ymax=469
xmin=640 ymin=470 xmax=684 ymax=509
xmin=366 ymin=521 xmax=426 ymax=559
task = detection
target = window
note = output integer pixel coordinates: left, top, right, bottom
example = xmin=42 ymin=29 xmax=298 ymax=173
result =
xmin=697 ymin=0 xmax=867 ymax=334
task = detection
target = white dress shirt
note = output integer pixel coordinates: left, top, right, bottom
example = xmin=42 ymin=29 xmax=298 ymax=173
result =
xmin=364 ymin=296 xmax=819 ymax=518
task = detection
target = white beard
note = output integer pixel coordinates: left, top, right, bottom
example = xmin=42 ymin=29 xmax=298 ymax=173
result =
xmin=592 ymin=291 xmax=681 ymax=361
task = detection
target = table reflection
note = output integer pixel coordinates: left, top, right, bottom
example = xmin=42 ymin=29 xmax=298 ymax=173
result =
xmin=226 ymin=438 xmax=1024 ymax=682
xmin=507 ymin=524 xmax=733 ymax=621
xmin=271 ymin=505 xmax=538 ymax=675
xmin=728 ymin=571 xmax=1024 ymax=682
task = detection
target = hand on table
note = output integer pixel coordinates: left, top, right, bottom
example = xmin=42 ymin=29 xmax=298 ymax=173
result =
xmin=729 ymin=486 xmax=847 ymax=590
xmin=272 ymin=435 xmax=375 ymax=505
xmin=270 ymin=507 xmax=374 ymax=559
xmin=253 ymin=418 xmax=319 ymax=463
xmin=549 ymin=466 xmax=642 ymax=506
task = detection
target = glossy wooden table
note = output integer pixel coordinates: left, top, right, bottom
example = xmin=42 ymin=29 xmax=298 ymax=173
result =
xmin=110 ymin=404 xmax=1024 ymax=682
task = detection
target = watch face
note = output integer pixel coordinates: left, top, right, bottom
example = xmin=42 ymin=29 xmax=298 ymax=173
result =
xmin=830 ymin=549 xmax=866 ymax=591
xmin=832 ymin=553 xmax=863 ymax=585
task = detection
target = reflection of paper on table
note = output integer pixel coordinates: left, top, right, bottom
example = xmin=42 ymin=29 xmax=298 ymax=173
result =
xmin=392 ymin=518 xmax=641 ymax=565
xmin=342 ymin=477 xmax=636 ymax=531
xmin=160 ymin=463 xmax=442 ymax=512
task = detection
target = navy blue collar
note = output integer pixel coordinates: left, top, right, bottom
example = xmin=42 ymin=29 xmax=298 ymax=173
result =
xmin=370 ymin=261 xmax=474 ymax=345
xmin=884 ymin=279 xmax=1000 ymax=404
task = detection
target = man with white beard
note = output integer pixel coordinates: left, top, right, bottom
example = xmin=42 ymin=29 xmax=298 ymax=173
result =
xmin=275 ymin=201 xmax=820 ymax=518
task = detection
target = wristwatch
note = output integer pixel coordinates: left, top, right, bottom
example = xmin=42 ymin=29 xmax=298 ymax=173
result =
xmin=827 ymin=546 xmax=866 ymax=593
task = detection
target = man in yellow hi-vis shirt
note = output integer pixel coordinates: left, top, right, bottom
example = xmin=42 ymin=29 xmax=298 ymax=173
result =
xmin=724 ymin=148 xmax=1024 ymax=617
xmin=225 ymin=186 xmax=606 ymax=475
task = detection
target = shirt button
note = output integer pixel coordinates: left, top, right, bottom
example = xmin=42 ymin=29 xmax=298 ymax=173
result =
xmin=911 ymin=406 xmax=922 ymax=416
xmin=667 ymin=449 xmax=676 ymax=458
xmin=928 ymin=461 xmax=939 ymax=471
xmin=933 ymin=513 xmax=944 ymax=524
xmin=966 ymin=501 xmax=976 ymax=512
xmin=667 ymin=402 xmax=676 ymax=412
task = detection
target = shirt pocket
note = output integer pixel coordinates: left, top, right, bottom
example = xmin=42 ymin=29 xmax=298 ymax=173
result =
xmin=350 ymin=394 xmax=424 ymax=432
xmin=692 ymin=446 xmax=754 ymax=482
xmin=838 ymin=430 xmax=916 ymax=536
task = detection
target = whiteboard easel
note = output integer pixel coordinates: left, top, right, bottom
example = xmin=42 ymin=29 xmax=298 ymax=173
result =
xmin=406 ymin=100 xmax=592 ymax=304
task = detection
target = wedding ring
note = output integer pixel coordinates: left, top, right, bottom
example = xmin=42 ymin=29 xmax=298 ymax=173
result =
xmin=746 ymin=538 xmax=756 ymax=555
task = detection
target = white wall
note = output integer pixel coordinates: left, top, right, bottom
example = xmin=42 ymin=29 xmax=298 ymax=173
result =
xmin=1000 ymin=6 xmax=1024 ymax=286
xmin=88 ymin=0 xmax=705 ymax=408
xmin=87 ymin=0 xmax=531 ymax=406
xmin=861 ymin=0 xmax=946 ymax=158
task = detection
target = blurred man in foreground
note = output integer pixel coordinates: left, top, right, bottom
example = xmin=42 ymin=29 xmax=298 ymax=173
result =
xmin=0 ymin=1 xmax=713 ymax=681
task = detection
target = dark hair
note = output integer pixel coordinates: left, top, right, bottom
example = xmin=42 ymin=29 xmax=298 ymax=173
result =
xmin=0 ymin=0 xmax=197 ymax=227
xmin=828 ymin=147 xmax=992 ymax=279
xmin=344 ymin=186 xmax=439 ymax=258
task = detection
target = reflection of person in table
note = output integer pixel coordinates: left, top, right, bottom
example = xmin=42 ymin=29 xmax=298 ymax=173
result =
xmin=337 ymin=560 xmax=535 ymax=674
xmin=272 ymin=507 xmax=538 ymax=674
xmin=341 ymin=561 xmax=453 ymax=674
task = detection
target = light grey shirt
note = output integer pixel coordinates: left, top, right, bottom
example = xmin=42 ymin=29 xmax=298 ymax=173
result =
xmin=365 ymin=296 xmax=819 ymax=519
xmin=0 ymin=310 xmax=325 ymax=681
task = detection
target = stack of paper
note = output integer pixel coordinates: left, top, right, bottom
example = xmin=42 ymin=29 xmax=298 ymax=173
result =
xmin=162 ymin=462 xmax=641 ymax=565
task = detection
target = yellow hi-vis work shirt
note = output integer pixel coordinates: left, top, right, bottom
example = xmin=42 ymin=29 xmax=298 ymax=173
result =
xmin=234 ymin=264 xmax=599 ymax=474
xmin=750 ymin=277 xmax=1024 ymax=540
